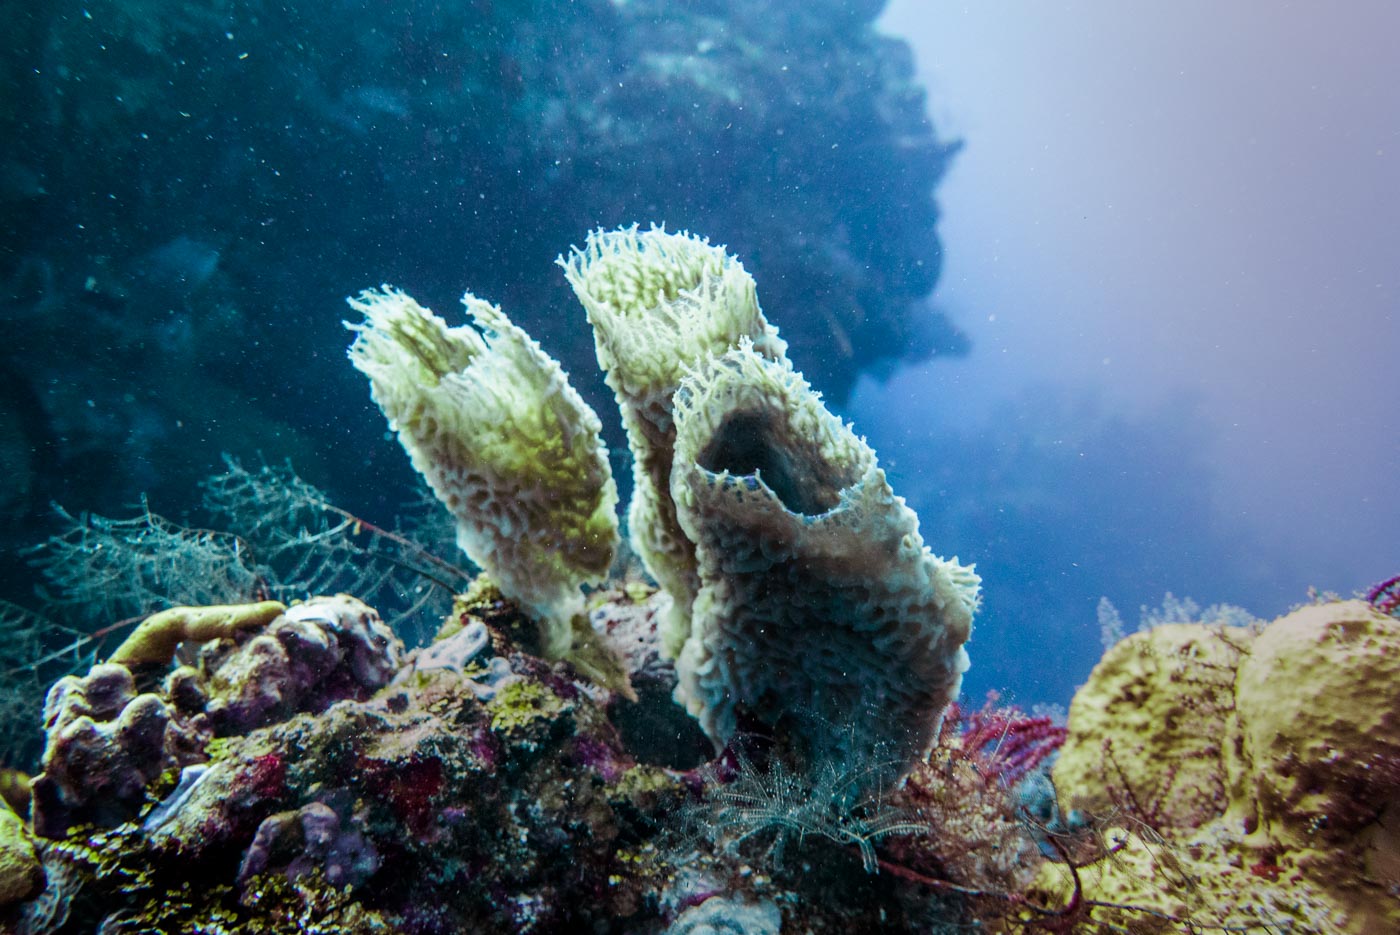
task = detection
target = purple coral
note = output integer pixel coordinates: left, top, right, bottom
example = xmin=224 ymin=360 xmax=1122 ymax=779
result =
xmin=30 ymin=664 xmax=185 ymax=836
xmin=237 ymin=801 xmax=380 ymax=889
xmin=29 ymin=596 xmax=402 ymax=838
xmin=208 ymin=595 xmax=403 ymax=733
xmin=1366 ymin=574 xmax=1400 ymax=617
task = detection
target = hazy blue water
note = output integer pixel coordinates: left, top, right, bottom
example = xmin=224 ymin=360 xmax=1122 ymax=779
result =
xmin=859 ymin=1 xmax=1400 ymax=702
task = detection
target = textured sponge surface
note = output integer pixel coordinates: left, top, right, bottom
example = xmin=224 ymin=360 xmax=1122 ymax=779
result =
xmin=1049 ymin=600 xmax=1400 ymax=933
xmin=671 ymin=343 xmax=978 ymax=784
xmin=560 ymin=227 xmax=787 ymax=656
xmin=347 ymin=287 xmax=618 ymax=658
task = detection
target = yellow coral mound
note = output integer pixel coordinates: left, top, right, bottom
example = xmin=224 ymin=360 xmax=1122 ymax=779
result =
xmin=1044 ymin=600 xmax=1400 ymax=934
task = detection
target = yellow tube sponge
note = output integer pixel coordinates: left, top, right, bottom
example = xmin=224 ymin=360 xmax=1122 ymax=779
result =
xmin=558 ymin=226 xmax=787 ymax=658
xmin=346 ymin=287 xmax=619 ymax=658
xmin=669 ymin=340 xmax=979 ymax=785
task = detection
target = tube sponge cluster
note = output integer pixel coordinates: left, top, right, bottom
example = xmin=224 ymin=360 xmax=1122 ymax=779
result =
xmin=559 ymin=226 xmax=788 ymax=657
xmin=347 ymin=287 xmax=619 ymax=659
xmin=349 ymin=226 xmax=978 ymax=785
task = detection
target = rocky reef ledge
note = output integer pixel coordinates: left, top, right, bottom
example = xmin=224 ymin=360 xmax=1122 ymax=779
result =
xmin=1 ymin=585 xmax=1397 ymax=933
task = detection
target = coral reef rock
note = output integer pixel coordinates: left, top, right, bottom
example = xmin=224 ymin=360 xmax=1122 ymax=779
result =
xmin=1046 ymin=598 xmax=1400 ymax=933
xmin=9 ymin=588 xmax=1068 ymax=934
xmin=31 ymin=595 xmax=401 ymax=838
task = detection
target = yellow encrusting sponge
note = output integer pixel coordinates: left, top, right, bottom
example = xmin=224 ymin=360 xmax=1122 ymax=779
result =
xmin=346 ymin=286 xmax=619 ymax=659
xmin=559 ymin=226 xmax=787 ymax=657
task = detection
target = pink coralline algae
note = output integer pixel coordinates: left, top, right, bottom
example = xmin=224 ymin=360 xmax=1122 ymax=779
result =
xmin=358 ymin=754 xmax=445 ymax=838
xmin=954 ymin=695 xmax=1068 ymax=788
xmin=242 ymin=752 xmax=289 ymax=802
xmin=1367 ymin=573 xmax=1400 ymax=616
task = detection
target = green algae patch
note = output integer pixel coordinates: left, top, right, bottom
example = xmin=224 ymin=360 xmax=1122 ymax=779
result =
xmin=486 ymin=680 xmax=566 ymax=734
xmin=607 ymin=764 xmax=685 ymax=820
xmin=621 ymin=580 xmax=656 ymax=604
xmin=611 ymin=764 xmax=679 ymax=802
xmin=114 ymin=872 xmax=393 ymax=934
xmin=437 ymin=575 xmax=507 ymax=642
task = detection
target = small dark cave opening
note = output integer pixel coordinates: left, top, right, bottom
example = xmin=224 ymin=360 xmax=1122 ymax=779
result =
xmin=696 ymin=408 xmax=844 ymax=517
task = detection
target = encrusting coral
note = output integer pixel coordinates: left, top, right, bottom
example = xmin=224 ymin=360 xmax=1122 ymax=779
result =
xmin=347 ymin=286 xmax=619 ymax=660
xmin=1043 ymin=598 xmax=1400 ymax=933
xmin=559 ymin=226 xmax=788 ymax=658
xmin=30 ymin=662 xmax=179 ymax=836
xmin=107 ymin=600 xmax=287 ymax=669
xmin=30 ymin=595 xmax=402 ymax=839
xmin=670 ymin=341 xmax=979 ymax=784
